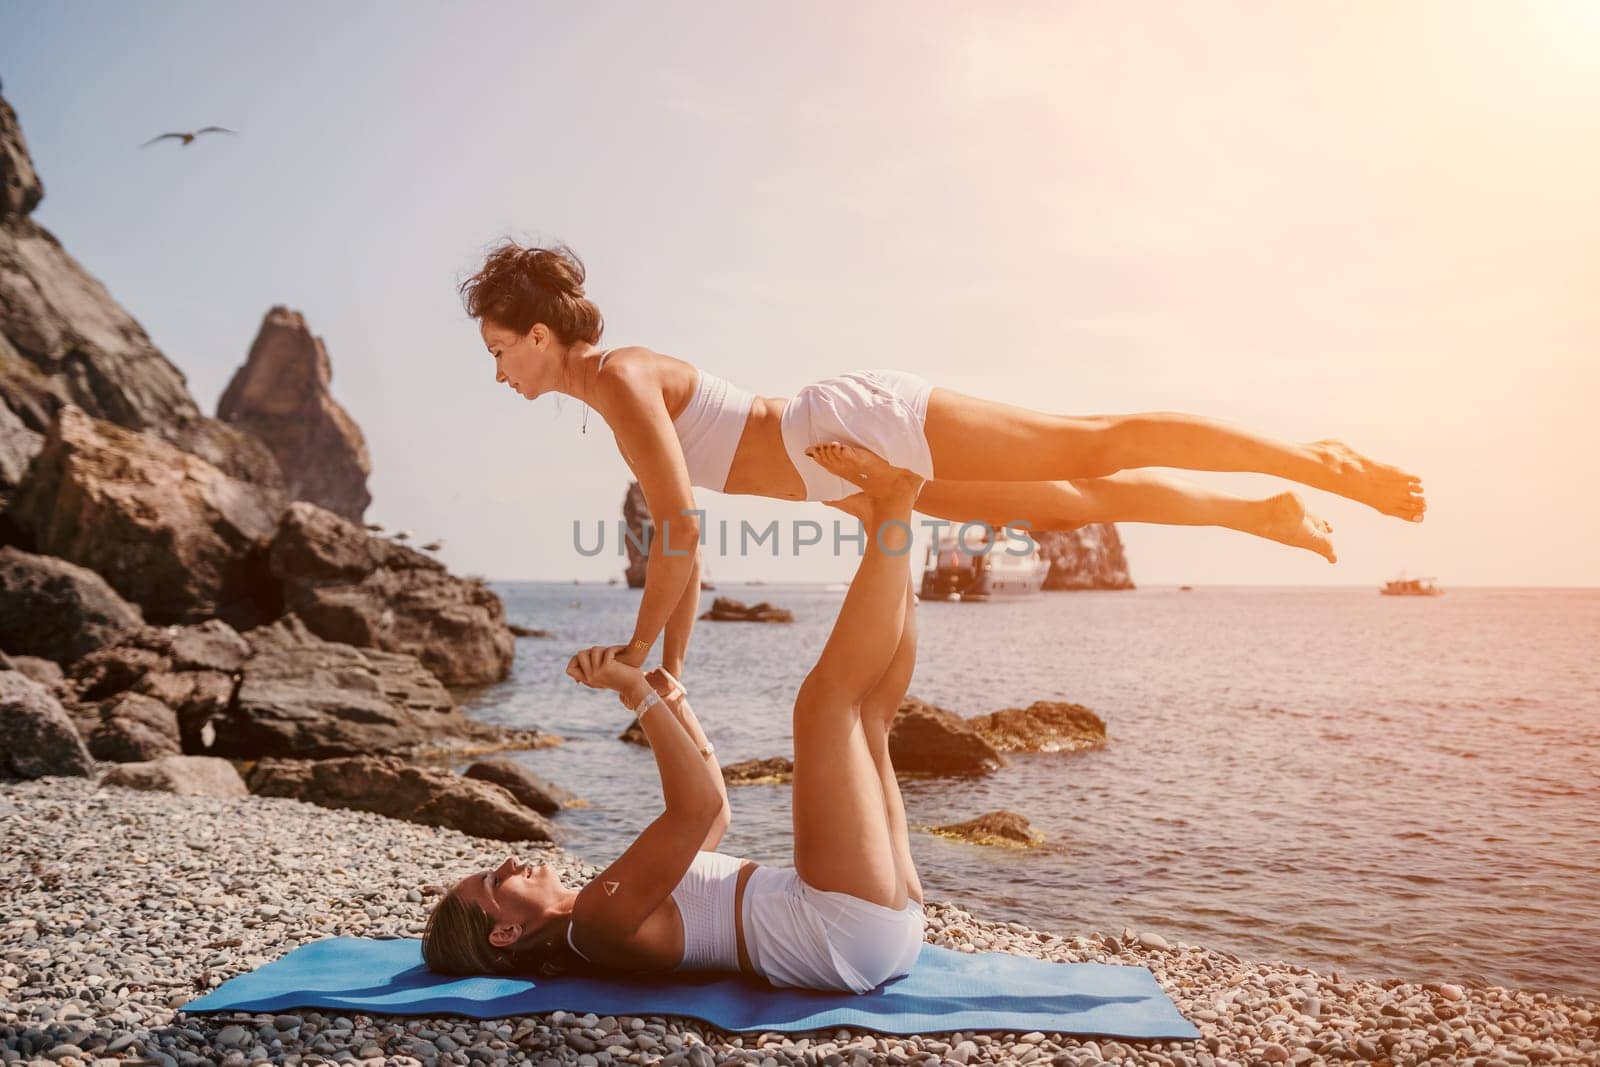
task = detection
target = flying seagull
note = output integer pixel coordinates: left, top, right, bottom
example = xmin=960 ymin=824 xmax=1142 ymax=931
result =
xmin=140 ymin=126 xmax=237 ymax=148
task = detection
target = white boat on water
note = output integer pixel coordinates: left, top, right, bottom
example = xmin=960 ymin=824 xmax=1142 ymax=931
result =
xmin=919 ymin=530 xmax=1050 ymax=602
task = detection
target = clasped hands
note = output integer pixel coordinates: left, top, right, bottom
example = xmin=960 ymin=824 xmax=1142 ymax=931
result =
xmin=566 ymin=646 xmax=681 ymax=709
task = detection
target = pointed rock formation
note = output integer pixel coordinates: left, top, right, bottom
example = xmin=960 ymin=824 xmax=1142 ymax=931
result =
xmin=1036 ymin=524 xmax=1135 ymax=590
xmin=218 ymin=307 xmax=373 ymax=522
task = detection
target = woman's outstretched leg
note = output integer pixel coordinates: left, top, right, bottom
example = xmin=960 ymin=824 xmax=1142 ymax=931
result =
xmin=916 ymin=471 xmax=1337 ymax=562
xmin=921 ymin=389 xmax=1426 ymax=522
xmin=857 ymin=578 xmax=925 ymax=907
xmin=790 ymin=443 xmax=923 ymax=910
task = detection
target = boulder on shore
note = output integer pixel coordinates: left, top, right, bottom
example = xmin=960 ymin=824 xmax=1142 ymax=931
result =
xmin=73 ymin=691 xmax=182 ymax=763
xmin=63 ymin=620 xmax=247 ymax=751
xmin=0 ymin=546 xmax=144 ymax=664
xmin=210 ymin=614 xmax=519 ymax=759
xmin=217 ymin=306 xmax=372 ymax=523
xmin=464 ymin=758 xmax=584 ymax=814
xmin=267 ymin=501 xmax=514 ymax=687
xmin=888 ymin=697 xmax=1006 ymax=776
xmin=10 ymin=406 xmax=284 ymax=627
xmin=249 ymin=755 xmax=559 ymax=842
xmin=100 ymin=754 xmax=247 ymax=797
xmin=0 ymin=668 xmax=92 ymax=779
xmin=967 ymin=700 xmax=1108 ymax=754
xmin=698 ymin=596 xmax=793 ymax=623
xmin=1 ymin=652 xmax=66 ymax=696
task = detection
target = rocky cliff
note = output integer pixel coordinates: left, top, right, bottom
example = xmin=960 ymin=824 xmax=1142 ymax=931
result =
xmin=0 ymin=97 xmax=283 ymax=509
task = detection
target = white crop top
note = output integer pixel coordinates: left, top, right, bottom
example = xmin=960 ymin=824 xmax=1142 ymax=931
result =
xmin=671 ymin=369 xmax=756 ymax=493
xmin=564 ymin=850 xmax=744 ymax=972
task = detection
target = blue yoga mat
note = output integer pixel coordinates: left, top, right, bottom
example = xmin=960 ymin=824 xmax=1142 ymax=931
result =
xmin=185 ymin=937 xmax=1198 ymax=1039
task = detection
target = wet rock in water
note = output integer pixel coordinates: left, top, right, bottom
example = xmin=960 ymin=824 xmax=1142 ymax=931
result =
xmin=722 ymin=756 xmax=795 ymax=785
xmin=75 ymin=691 xmax=182 ymax=762
xmin=929 ymin=810 xmax=1044 ymax=848
xmin=0 ymin=668 xmax=92 ymax=778
xmin=508 ymin=623 xmax=551 ymax=638
xmin=268 ymin=501 xmax=514 ymax=687
xmin=217 ymin=306 xmax=373 ymax=523
xmin=10 ymin=406 xmax=284 ymax=627
xmin=1035 ymin=524 xmax=1135 ymax=590
xmin=209 ymin=613 xmax=515 ymax=759
xmin=100 ymin=754 xmax=247 ymax=797
xmin=248 ymin=755 xmax=559 ymax=841
xmin=888 ymin=697 xmax=1005 ymax=776
xmin=697 ymin=596 xmax=794 ymax=623
xmin=464 ymin=757 xmax=584 ymax=813
xmin=618 ymin=718 xmax=647 ymax=746
xmin=0 ymin=546 xmax=145 ymax=663
xmin=967 ymin=700 xmax=1107 ymax=753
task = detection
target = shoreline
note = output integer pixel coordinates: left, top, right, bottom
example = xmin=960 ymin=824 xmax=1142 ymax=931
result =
xmin=3 ymin=778 xmax=1594 ymax=1067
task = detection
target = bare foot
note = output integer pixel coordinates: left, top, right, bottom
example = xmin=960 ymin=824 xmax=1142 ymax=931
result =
xmin=1262 ymin=491 xmax=1337 ymax=563
xmin=1306 ymin=439 xmax=1426 ymax=521
xmin=804 ymin=442 xmax=923 ymax=503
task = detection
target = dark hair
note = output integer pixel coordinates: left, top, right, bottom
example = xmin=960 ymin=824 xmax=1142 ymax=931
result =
xmin=420 ymin=886 xmax=598 ymax=978
xmin=459 ymin=240 xmax=605 ymax=346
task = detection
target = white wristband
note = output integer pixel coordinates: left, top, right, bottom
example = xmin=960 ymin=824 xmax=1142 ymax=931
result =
xmin=631 ymin=689 xmax=664 ymax=719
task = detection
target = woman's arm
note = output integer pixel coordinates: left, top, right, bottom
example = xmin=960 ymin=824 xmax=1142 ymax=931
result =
xmin=644 ymin=667 xmax=729 ymax=851
xmin=659 ymin=548 xmax=701 ymax=680
xmin=565 ymin=650 xmax=723 ymax=940
xmin=598 ymin=356 xmax=700 ymax=668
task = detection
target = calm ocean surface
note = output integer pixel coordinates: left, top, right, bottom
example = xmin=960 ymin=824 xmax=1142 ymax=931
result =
xmin=462 ymin=583 xmax=1600 ymax=999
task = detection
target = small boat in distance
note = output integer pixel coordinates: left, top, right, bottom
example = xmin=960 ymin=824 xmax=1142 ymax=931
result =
xmin=1381 ymin=575 xmax=1443 ymax=596
xmin=702 ymin=565 xmax=716 ymax=592
xmin=919 ymin=529 xmax=1050 ymax=602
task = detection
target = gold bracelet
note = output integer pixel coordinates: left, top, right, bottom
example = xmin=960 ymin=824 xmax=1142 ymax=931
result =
xmin=625 ymin=638 xmax=651 ymax=657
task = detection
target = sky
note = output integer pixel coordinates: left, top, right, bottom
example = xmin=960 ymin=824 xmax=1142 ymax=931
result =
xmin=3 ymin=2 xmax=1597 ymax=586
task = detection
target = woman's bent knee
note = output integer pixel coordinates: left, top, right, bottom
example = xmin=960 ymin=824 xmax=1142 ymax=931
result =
xmin=795 ymin=674 xmax=858 ymax=724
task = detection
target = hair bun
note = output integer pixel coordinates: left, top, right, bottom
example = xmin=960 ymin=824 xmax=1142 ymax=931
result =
xmin=519 ymin=246 xmax=586 ymax=298
xmin=460 ymin=238 xmax=605 ymax=346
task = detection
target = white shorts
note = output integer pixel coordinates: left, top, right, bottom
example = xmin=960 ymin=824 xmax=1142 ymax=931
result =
xmin=740 ymin=865 xmax=925 ymax=994
xmin=779 ymin=369 xmax=936 ymax=502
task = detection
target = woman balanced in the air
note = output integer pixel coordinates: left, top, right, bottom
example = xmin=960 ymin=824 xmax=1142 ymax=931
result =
xmin=424 ymin=444 xmax=938 ymax=992
xmin=462 ymin=241 xmax=1426 ymax=677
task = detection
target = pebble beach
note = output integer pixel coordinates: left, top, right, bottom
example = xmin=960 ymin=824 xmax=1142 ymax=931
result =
xmin=4 ymin=779 xmax=1596 ymax=1067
